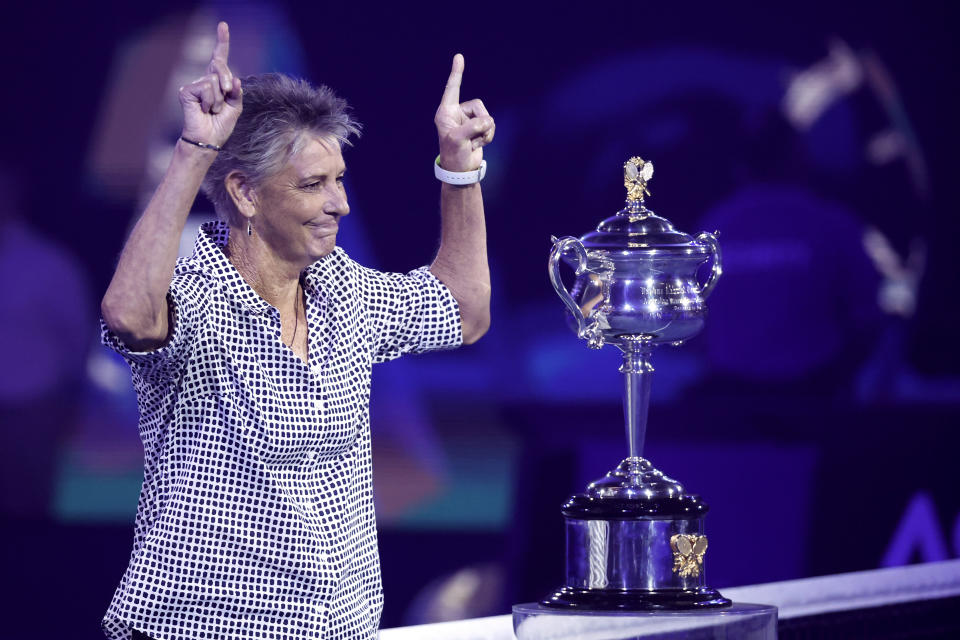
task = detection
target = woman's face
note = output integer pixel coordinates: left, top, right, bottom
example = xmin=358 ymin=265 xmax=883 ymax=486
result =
xmin=253 ymin=134 xmax=349 ymax=265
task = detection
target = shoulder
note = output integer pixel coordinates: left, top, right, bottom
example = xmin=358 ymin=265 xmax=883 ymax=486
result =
xmin=173 ymin=256 xmax=216 ymax=285
xmin=170 ymin=256 xmax=221 ymax=307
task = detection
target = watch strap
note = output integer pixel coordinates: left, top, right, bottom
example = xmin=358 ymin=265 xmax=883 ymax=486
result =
xmin=434 ymin=156 xmax=486 ymax=185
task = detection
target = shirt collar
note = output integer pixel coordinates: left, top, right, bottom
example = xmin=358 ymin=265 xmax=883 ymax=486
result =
xmin=193 ymin=221 xmax=271 ymax=315
xmin=192 ymin=220 xmax=346 ymax=315
xmin=303 ymin=249 xmax=345 ymax=297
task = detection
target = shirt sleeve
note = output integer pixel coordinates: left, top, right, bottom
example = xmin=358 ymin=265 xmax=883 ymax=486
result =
xmin=100 ymin=272 xmax=209 ymax=383
xmin=354 ymin=264 xmax=463 ymax=363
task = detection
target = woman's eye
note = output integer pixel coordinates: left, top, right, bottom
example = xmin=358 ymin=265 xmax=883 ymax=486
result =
xmin=301 ymin=176 xmax=344 ymax=191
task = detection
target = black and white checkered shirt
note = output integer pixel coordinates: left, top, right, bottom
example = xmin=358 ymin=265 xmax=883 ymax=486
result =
xmin=100 ymin=221 xmax=462 ymax=640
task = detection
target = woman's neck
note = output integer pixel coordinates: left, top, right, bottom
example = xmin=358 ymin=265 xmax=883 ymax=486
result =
xmin=224 ymin=225 xmax=302 ymax=312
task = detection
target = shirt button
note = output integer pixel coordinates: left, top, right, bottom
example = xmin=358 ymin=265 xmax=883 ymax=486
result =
xmin=314 ymin=399 xmax=323 ymax=411
xmin=305 ymin=450 xmax=316 ymax=461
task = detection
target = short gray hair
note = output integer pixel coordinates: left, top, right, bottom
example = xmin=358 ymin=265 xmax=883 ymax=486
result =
xmin=200 ymin=73 xmax=361 ymax=224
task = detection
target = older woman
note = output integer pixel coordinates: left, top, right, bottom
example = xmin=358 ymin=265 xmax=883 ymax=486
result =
xmin=100 ymin=22 xmax=493 ymax=640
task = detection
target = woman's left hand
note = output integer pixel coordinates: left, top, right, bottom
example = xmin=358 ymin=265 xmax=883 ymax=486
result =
xmin=435 ymin=54 xmax=495 ymax=173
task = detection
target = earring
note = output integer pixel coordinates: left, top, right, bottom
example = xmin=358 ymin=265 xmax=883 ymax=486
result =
xmin=247 ymin=221 xmax=252 ymax=236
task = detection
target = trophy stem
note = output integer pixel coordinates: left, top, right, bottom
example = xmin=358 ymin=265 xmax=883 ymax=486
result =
xmin=620 ymin=338 xmax=654 ymax=460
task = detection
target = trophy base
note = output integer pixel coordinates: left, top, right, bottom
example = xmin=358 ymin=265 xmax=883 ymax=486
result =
xmin=514 ymin=602 xmax=777 ymax=640
xmin=552 ymin=491 xmax=726 ymax=610
xmin=541 ymin=586 xmax=732 ymax=611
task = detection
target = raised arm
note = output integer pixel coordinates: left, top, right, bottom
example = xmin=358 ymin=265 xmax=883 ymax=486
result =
xmin=429 ymin=54 xmax=495 ymax=344
xmin=100 ymin=22 xmax=242 ymax=351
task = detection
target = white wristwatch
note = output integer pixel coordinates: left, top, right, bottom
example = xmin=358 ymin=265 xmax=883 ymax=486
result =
xmin=434 ymin=155 xmax=487 ymax=185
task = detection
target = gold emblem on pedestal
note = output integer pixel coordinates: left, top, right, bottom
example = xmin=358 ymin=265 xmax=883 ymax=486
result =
xmin=670 ymin=534 xmax=708 ymax=578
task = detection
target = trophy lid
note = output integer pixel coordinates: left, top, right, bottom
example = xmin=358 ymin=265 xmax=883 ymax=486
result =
xmin=579 ymin=157 xmax=710 ymax=254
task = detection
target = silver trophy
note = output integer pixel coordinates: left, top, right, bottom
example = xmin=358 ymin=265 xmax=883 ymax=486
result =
xmin=543 ymin=156 xmax=729 ymax=610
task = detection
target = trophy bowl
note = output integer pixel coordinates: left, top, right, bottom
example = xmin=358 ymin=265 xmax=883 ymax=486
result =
xmin=549 ymin=158 xmax=721 ymax=351
xmin=542 ymin=157 xmax=729 ymax=611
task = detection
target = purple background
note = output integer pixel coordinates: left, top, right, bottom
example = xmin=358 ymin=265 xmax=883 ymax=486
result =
xmin=2 ymin=1 xmax=958 ymax=635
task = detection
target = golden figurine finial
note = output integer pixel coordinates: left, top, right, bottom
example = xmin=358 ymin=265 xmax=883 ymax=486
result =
xmin=624 ymin=156 xmax=654 ymax=202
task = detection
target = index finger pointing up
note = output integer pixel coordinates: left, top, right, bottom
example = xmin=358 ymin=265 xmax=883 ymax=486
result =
xmin=441 ymin=53 xmax=464 ymax=107
xmin=212 ymin=21 xmax=230 ymax=64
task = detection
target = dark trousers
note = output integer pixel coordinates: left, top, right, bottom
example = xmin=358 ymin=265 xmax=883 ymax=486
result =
xmin=131 ymin=630 xmax=155 ymax=640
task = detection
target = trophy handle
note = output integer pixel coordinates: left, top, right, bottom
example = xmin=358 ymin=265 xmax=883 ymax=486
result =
xmin=695 ymin=231 xmax=723 ymax=299
xmin=549 ymin=236 xmax=604 ymax=349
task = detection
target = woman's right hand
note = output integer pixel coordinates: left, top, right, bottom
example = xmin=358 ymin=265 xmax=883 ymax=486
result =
xmin=179 ymin=21 xmax=243 ymax=148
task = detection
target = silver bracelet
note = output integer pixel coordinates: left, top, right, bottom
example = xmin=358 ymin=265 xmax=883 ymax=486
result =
xmin=180 ymin=136 xmax=222 ymax=152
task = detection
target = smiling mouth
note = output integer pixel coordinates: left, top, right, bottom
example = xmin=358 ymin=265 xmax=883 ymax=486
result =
xmin=306 ymin=222 xmax=338 ymax=234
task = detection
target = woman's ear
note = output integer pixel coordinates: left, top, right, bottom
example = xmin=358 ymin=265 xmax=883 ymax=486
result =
xmin=225 ymin=171 xmax=256 ymax=219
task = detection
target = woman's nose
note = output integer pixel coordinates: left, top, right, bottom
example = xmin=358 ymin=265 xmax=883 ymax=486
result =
xmin=325 ymin=192 xmax=349 ymax=217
